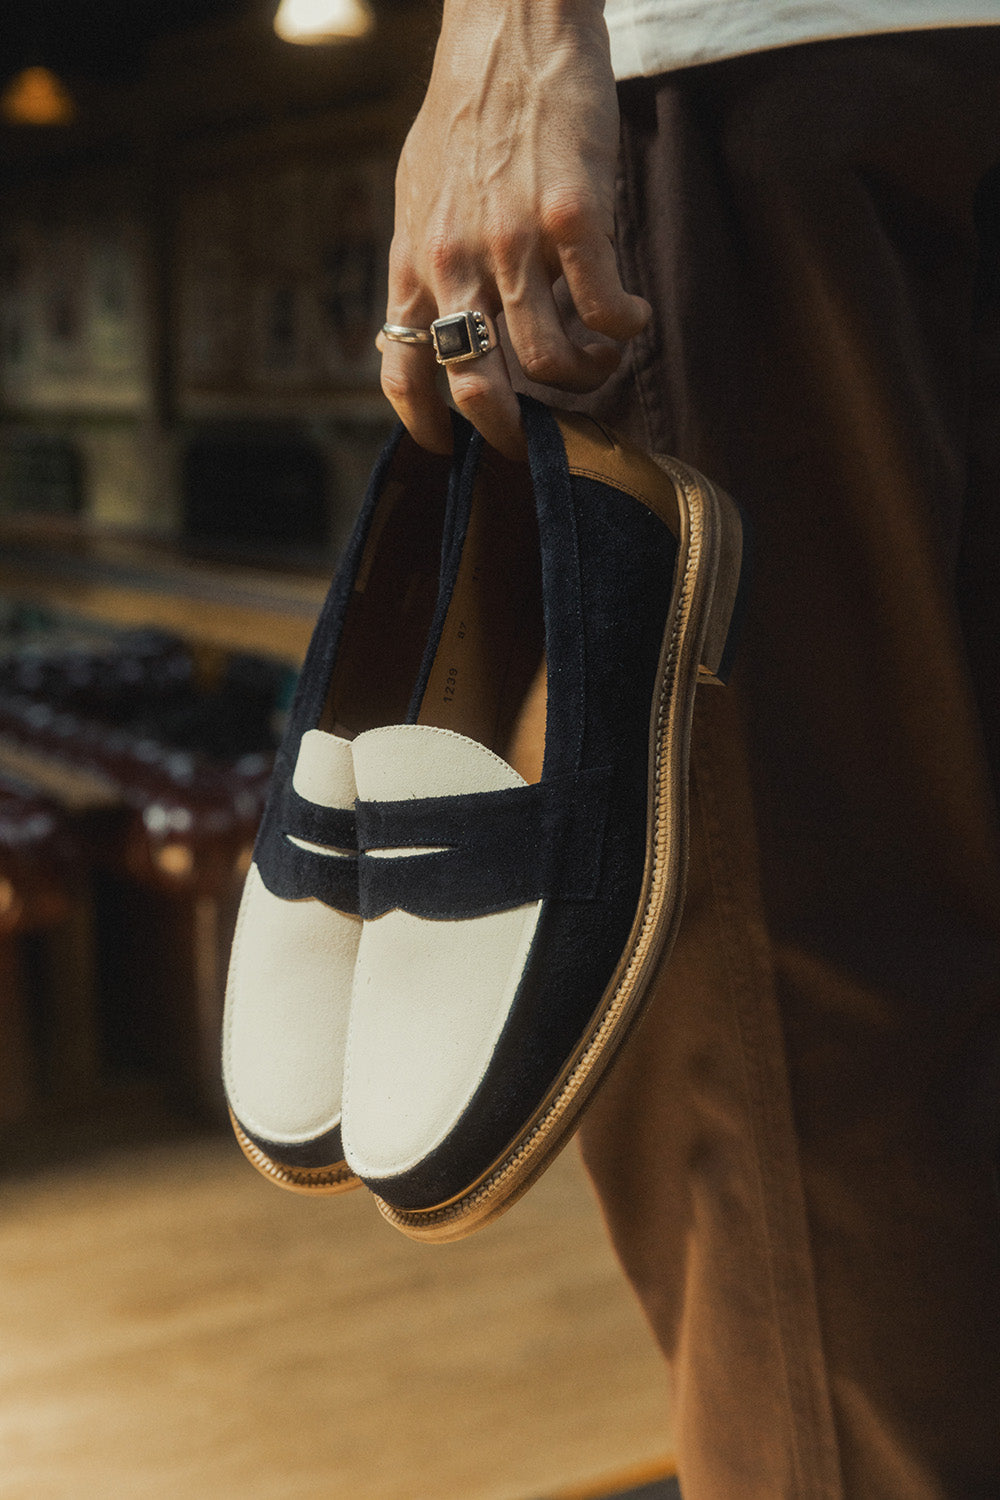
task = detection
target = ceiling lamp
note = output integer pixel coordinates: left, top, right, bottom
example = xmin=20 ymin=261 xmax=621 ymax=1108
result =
xmin=1 ymin=65 xmax=75 ymax=126
xmin=273 ymin=0 xmax=374 ymax=43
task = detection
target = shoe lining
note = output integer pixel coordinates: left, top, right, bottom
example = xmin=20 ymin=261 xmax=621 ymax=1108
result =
xmin=320 ymin=443 xmax=451 ymax=740
xmin=417 ymin=452 xmax=546 ymax=785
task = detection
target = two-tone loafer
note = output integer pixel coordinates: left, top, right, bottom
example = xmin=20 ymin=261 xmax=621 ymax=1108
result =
xmin=341 ymin=397 xmax=747 ymax=1239
xmin=223 ymin=422 xmax=467 ymax=1192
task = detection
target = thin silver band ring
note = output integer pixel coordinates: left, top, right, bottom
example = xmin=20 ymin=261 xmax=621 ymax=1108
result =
xmin=381 ymin=322 xmax=434 ymax=346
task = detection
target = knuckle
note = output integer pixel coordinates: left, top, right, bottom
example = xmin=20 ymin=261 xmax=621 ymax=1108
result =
xmin=540 ymin=191 xmax=596 ymax=245
xmin=380 ymin=367 xmax=421 ymax=408
xmin=578 ymin=297 xmax=638 ymax=339
xmin=426 ymin=234 xmax=464 ymax=284
xmin=519 ymin=347 xmax=566 ymax=386
xmin=489 ymin=223 xmax=526 ymax=274
xmin=575 ymin=300 xmax=611 ymax=331
xmin=451 ymin=374 xmax=494 ymax=414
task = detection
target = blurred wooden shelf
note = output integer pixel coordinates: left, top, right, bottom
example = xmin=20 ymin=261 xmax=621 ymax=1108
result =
xmin=0 ymin=524 xmax=329 ymax=665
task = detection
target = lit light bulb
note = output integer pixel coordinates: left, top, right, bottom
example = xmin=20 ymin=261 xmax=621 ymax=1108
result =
xmin=1 ymin=66 xmax=75 ymax=127
xmin=274 ymin=0 xmax=374 ymax=43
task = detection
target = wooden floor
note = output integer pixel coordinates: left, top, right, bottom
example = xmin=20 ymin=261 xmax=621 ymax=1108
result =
xmin=0 ymin=1129 xmax=672 ymax=1500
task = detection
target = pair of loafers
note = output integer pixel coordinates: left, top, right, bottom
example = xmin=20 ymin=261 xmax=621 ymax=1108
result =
xmin=222 ymin=396 xmax=745 ymax=1242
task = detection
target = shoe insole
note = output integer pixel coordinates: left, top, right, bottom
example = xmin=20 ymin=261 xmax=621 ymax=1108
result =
xmin=417 ymin=450 xmax=546 ymax=785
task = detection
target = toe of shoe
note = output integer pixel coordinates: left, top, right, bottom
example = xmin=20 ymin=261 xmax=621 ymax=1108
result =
xmin=223 ymin=861 xmax=360 ymax=1155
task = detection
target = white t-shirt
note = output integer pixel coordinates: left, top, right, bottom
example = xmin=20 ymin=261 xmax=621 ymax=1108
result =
xmin=604 ymin=0 xmax=1000 ymax=77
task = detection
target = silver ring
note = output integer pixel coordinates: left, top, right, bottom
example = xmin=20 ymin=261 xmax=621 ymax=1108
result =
xmin=381 ymin=322 xmax=434 ymax=345
xmin=431 ymin=310 xmax=499 ymax=366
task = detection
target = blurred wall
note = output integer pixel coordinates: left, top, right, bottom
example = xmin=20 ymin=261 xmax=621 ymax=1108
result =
xmin=0 ymin=1 xmax=436 ymax=561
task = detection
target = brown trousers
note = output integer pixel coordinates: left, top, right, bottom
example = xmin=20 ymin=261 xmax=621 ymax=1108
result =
xmin=574 ymin=30 xmax=1000 ymax=1500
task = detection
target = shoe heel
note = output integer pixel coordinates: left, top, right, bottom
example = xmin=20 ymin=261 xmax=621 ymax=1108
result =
xmin=697 ymin=484 xmax=750 ymax=687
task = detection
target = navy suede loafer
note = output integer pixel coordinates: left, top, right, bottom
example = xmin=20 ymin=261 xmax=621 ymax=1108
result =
xmin=341 ymin=398 xmax=746 ymax=1240
xmin=223 ymin=422 xmax=466 ymax=1193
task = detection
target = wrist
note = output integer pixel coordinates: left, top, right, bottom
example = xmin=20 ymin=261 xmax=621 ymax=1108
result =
xmin=441 ymin=0 xmax=605 ymax=24
xmin=436 ymin=0 xmax=609 ymax=64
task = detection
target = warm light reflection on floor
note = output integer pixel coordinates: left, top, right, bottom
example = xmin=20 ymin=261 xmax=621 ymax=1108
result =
xmin=0 ymin=1129 xmax=673 ymax=1499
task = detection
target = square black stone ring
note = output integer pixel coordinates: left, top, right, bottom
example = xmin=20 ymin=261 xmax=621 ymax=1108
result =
xmin=431 ymin=310 xmax=499 ymax=366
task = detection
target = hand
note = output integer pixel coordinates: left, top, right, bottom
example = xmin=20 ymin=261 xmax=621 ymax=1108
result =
xmin=378 ymin=0 xmax=651 ymax=459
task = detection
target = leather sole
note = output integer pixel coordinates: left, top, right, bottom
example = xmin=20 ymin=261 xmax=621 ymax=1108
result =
xmin=229 ymin=1111 xmax=360 ymax=1195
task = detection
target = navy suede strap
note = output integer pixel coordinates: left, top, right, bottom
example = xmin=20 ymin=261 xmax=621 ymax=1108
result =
xmin=253 ymin=776 xmax=360 ymax=915
xmin=255 ymin=836 xmax=360 ymax=914
xmin=277 ymin=779 xmax=357 ymax=852
xmin=355 ymin=766 xmax=612 ymax=919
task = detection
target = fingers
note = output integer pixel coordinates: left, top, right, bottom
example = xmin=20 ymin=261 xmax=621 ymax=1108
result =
xmin=379 ymin=237 xmax=649 ymax=461
xmin=558 ymin=232 xmax=651 ymax=342
xmin=379 ymin=303 xmax=526 ymax=460
xmin=500 ymin=262 xmax=624 ymax=394
xmin=443 ymin=337 xmax=526 ymax=461
xmin=379 ymin=319 xmax=526 ymax=462
xmin=378 ymin=331 xmax=453 ymax=455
